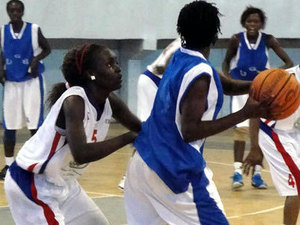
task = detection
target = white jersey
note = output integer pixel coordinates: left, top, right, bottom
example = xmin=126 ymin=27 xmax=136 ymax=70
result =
xmin=138 ymin=38 xmax=181 ymax=121
xmin=147 ymin=38 xmax=181 ymax=76
xmin=16 ymin=86 xmax=112 ymax=185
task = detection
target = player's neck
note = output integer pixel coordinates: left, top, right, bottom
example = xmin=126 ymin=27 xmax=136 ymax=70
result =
xmin=10 ymin=20 xmax=24 ymax=33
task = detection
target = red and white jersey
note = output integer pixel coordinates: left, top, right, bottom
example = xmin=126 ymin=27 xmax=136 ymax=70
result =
xmin=263 ymin=65 xmax=300 ymax=132
xmin=16 ymin=86 xmax=112 ymax=185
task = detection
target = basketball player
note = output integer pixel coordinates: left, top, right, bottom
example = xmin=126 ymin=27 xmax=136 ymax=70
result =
xmin=244 ymin=65 xmax=300 ymax=225
xmin=124 ymin=2 xmax=275 ymax=224
xmin=4 ymin=44 xmax=141 ymax=225
xmin=118 ymin=38 xmax=181 ymax=189
xmin=0 ymin=0 xmax=51 ymax=180
xmin=222 ymin=6 xmax=293 ymax=190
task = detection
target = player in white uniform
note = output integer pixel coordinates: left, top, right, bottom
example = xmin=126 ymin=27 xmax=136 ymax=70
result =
xmin=4 ymin=44 xmax=141 ymax=225
xmin=124 ymin=2 xmax=275 ymax=224
xmin=244 ymin=65 xmax=300 ymax=225
xmin=118 ymin=38 xmax=180 ymax=189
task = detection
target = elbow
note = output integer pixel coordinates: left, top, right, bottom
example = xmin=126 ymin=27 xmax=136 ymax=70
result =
xmin=71 ymin=146 xmax=89 ymax=165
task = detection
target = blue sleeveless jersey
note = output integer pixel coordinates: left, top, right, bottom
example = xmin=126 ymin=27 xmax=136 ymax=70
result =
xmin=134 ymin=48 xmax=223 ymax=194
xmin=3 ymin=22 xmax=45 ymax=81
xmin=230 ymin=32 xmax=269 ymax=81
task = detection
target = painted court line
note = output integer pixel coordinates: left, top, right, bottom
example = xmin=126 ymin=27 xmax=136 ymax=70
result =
xmin=206 ymin=160 xmax=270 ymax=173
xmin=227 ymin=205 xmax=284 ymax=219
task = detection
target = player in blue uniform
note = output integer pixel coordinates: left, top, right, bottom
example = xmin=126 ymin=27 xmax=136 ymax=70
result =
xmin=222 ymin=6 xmax=293 ymax=190
xmin=124 ymin=2 xmax=275 ymax=224
xmin=0 ymin=0 xmax=51 ymax=180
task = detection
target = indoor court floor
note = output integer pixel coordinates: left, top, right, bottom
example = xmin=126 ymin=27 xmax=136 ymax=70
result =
xmin=0 ymin=123 xmax=295 ymax=225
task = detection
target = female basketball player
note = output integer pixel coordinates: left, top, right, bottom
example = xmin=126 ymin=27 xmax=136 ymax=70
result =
xmin=244 ymin=66 xmax=300 ymax=225
xmin=222 ymin=6 xmax=293 ymax=190
xmin=124 ymin=2 xmax=276 ymax=224
xmin=4 ymin=44 xmax=141 ymax=225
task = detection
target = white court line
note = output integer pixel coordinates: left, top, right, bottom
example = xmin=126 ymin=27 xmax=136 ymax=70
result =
xmin=85 ymin=191 xmax=123 ymax=197
xmin=227 ymin=205 xmax=284 ymax=219
xmin=206 ymin=160 xmax=270 ymax=173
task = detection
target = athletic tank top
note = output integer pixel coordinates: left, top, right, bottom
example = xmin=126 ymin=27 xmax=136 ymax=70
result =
xmin=230 ymin=32 xmax=270 ymax=81
xmin=16 ymin=86 xmax=112 ymax=185
xmin=1 ymin=22 xmax=45 ymax=81
xmin=135 ymin=47 xmax=223 ymax=193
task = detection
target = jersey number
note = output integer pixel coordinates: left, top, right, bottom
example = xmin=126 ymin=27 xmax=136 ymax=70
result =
xmin=288 ymin=174 xmax=295 ymax=188
xmin=92 ymin=129 xmax=97 ymax=142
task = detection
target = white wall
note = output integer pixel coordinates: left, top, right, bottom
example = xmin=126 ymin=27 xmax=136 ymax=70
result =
xmin=0 ymin=0 xmax=298 ymax=39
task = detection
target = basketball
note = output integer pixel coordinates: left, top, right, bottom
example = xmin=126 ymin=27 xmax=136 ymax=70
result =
xmin=250 ymin=68 xmax=300 ymax=120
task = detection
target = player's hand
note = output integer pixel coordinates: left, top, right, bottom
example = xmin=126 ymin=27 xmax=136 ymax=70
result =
xmin=243 ymin=146 xmax=263 ymax=176
xmin=29 ymin=57 xmax=39 ymax=78
xmin=243 ymin=94 xmax=281 ymax=119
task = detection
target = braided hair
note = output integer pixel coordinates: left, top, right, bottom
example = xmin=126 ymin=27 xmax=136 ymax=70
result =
xmin=47 ymin=44 xmax=106 ymax=107
xmin=177 ymin=1 xmax=221 ymax=50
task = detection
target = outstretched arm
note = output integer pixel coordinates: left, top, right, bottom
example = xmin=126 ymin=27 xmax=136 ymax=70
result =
xmin=109 ymin=92 xmax=141 ymax=132
xmin=64 ymin=95 xmax=138 ymax=164
xmin=218 ymin=70 xmax=251 ymax=95
xmin=180 ymin=75 xmax=272 ymax=143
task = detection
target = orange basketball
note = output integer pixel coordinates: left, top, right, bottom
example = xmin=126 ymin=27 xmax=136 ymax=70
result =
xmin=250 ymin=68 xmax=300 ymax=120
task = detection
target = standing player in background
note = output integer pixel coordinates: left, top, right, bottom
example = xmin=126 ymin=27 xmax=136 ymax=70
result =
xmin=4 ymin=44 xmax=141 ymax=225
xmin=124 ymin=2 xmax=275 ymax=224
xmin=118 ymin=38 xmax=180 ymax=189
xmin=0 ymin=0 xmax=51 ymax=180
xmin=222 ymin=6 xmax=293 ymax=190
xmin=244 ymin=66 xmax=300 ymax=225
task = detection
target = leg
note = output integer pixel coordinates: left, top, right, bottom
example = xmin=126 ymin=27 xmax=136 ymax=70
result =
xmin=0 ymin=129 xmax=16 ymax=180
xmin=5 ymin=165 xmax=63 ymax=225
xmin=30 ymin=129 xmax=38 ymax=136
xmin=232 ymin=127 xmax=247 ymax=190
xmin=124 ymin=153 xmax=166 ymax=225
xmin=283 ymin=196 xmax=300 ymax=225
xmin=62 ymin=181 xmax=110 ymax=225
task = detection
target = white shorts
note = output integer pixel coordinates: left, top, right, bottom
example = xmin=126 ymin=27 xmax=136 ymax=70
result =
xmin=3 ymin=76 xmax=44 ymax=130
xmin=259 ymin=122 xmax=300 ymax=196
xmin=124 ymin=152 xmax=228 ymax=225
xmin=4 ymin=162 xmax=109 ymax=225
xmin=231 ymin=94 xmax=249 ymax=127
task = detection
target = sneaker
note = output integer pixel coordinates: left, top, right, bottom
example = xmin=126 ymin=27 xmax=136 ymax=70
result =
xmin=232 ymin=172 xmax=244 ymax=190
xmin=0 ymin=165 xmax=9 ymax=180
xmin=252 ymin=174 xmax=267 ymax=189
xmin=118 ymin=175 xmax=126 ymax=190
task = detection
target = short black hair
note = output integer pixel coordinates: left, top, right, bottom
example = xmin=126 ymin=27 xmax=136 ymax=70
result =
xmin=7 ymin=0 xmax=24 ymax=12
xmin=177 ymin=1 xmax=221 ymax=49
xmin=240 ymin=6 xmax=266 ymax=28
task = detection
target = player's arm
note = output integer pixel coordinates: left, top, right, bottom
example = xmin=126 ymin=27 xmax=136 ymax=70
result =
xmin=30 ymin=27 xmax=51 ymax=77
xmin=243 ymin=118 xmax=264 ymax=175
xmin=222 ymin=34 xmax=239 ymax=78
xmin=218 ymin=70 xmax=251 ymax=95
xmin=0 ymin=31 xmax=5 ymax=85
xmin=0 ymin=51 xmax=5 ymax=85
xmin=180 ymin=75 xmax=273 ymax=142
xmin=267 ymin=35 xmax=293 ymax=69
xmin=64 ymin=95 xmax=138 ymax=164
xmin=109 ymin=92 xmax=141 ymax=132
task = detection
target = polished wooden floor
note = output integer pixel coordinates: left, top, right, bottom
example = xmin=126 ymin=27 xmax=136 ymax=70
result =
xmin=0 ymin=123 xmax=296 ymax=225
